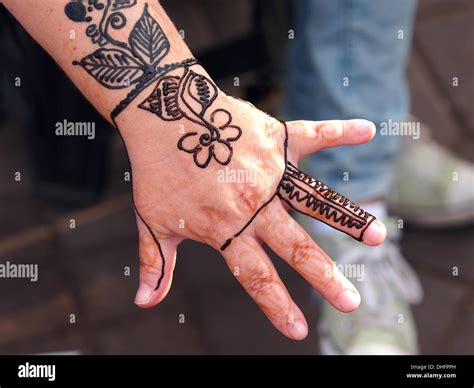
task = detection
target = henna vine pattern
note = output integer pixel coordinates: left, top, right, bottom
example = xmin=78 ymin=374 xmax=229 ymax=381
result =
xmin=66 ymin=0 xmax=166 ymax=89
xmin=138 ymin=66 xmax=242 ymax=168
xmin=65 ymin=0 xmax=239 ymax=168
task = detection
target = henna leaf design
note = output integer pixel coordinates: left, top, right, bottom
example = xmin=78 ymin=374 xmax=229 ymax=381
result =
xmin=66 ymin=1 xmax=186 ymax=119
xmin=68 ymin=2 xmax=171 ymax=89
xmin=129 ymin=3 xmax=170 ymax=67
xmin=73 ymin=48 xmax=145 ymax=88
xmin=138 ymin=75 xmax=183 ymax=120
xmin=139 ymin=67 xmax=241 ymax=169
xmin=182 ymin=70 xmax=218 ymax=116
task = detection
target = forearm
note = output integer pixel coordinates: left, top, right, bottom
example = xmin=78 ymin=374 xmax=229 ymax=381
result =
xmin=2 ymin=1 xmax=200 ymax=139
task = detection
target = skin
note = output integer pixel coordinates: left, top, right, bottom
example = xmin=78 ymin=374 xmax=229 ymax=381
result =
xmin=3 ymin=0 xmax=386 ymax=340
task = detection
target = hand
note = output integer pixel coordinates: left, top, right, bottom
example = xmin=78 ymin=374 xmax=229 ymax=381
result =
xmin=116 ymin=64 xmax=386 ymax=340
xmin=2 ymin=0 xmax=385 ymax=341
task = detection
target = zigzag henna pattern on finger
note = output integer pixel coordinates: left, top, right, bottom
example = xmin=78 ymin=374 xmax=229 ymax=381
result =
xmin=219 ymin=122 xmax=377 ymax=250
xmin=278 ymin=161 xmax=376 ymax=241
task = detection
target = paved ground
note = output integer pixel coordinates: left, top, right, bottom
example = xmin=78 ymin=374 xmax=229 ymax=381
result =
xmin=0 ymin=0 xmax=472 ymax=354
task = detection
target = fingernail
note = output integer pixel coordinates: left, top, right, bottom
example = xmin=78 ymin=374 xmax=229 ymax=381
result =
xmin=364 ymin=220 xmax=386 ymax=245
xmin=356 ymin=121 xmax=376 ymax=137
xmin=135 ymin=283 xmax=153 ymax=305
xmin=337 ymin=289 xmax=361 ymax=311
xmin=288 ymin=320 xmax=308 ymax=340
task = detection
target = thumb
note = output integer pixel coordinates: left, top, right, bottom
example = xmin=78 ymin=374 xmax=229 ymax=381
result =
xmin=134 ymin=213 xmax=179 ymax=308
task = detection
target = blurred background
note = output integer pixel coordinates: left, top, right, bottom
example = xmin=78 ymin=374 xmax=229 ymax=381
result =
xmin=0 ymin=0 xmax=472 ymax=354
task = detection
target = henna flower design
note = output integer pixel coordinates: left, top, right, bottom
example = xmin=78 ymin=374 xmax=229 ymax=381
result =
xmin=139 ymin=68 xmax=242 ymax=168
xmin=66 ymin=1 xmax=242 ymax=167
xmin=178 ymin=109 xmax=242 ymax=167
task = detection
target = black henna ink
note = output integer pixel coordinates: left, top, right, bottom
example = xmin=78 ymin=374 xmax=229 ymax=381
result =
xmin=138 ymin=65 xmax=242 ymax=168
xmin=133 ymin=204 xmax=165 ymax=291
xmin=65 ymin=0 xmax=194 ymax=121
xmin=220 ymin=122 xmax=378 ymax=249
xmin=65 ymin=1 xmax=377 ymax=288
xmin=65 ymin=1 xmax=93 ymax=22
xmin=66 ymin=0 xmax=242 ymax=166
xmin=64 ymin=1 xmax=241 ymax=288
xmin=220 ymin=120 xmax=289 ymax=250
xmin=111 ymin=58 xmax=198 ymax=121
xmin=277 ymin=161 xmax=376 ymax=241
xmin=65 ymin=0 xmax=190 ymax=290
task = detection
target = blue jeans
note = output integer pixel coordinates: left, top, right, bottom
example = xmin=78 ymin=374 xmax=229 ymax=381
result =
xmin=282 ymin=0 xmax=417 ymax=201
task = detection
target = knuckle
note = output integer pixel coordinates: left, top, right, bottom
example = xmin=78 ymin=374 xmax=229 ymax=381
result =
xmin=271 ymin=119 xmax=288 ymax=148
xmin=258 ymin=155 xmax=284 ymax=186
xmin=236 ymin=186 xmax=261 ymax=215
xmin=258 ymin=209 xmax=279 ymax=238
xmin=140 ymin=259 xmax=161 ymax=276
xmin=264 ymin=119 xmax=280 ymax=138
xmin=245 ymin=266 xmax=274 ymax=293
xmin=322 ymin=121 xmax=343 ymax=141
xmin=201 ymin=231 xmax=222 ymax=249
xmin=271 ymin=304 xmax=288 ymax=321
xmin=290 ymin=239 xmax=314 ymax=267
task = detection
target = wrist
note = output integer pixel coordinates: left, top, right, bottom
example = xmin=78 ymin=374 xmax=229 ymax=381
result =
xmin=115 ymin=62 xmax=228 ymax=167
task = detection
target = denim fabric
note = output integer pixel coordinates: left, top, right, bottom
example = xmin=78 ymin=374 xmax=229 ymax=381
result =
xmin=282 ymin=0 xmax=417 ymax=200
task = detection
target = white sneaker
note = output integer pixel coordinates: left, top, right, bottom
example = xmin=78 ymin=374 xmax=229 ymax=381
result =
xmin=309 ymin=219 xmax=423 ymax=355
xmin=388 ymin=120 xmax=474 ymax=227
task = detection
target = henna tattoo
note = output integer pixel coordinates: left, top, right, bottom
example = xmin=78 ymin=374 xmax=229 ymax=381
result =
xmin=134 ymin=203 xmax=165 ymax=291
xmin=138 ymin=66 xmax=242 ymax=168
xmin=111 ymin=58 xmax=198 ymax=120
xmin=66 ymin=0 xmax=240 ymax=168
xmin=219 ymin=121 xmax=377 ymax=250
xmin=65 ymin=0 xmax=197 ymax=121
xmin=221 ymin=120 xmax=290 ymax=251
xmin=277 ymin=161 xmax=376 ymax=241
xmin=65 ymin=2 xmax=378 ymax=292
xmin=64 ymin=0 xmax=242 ymax=291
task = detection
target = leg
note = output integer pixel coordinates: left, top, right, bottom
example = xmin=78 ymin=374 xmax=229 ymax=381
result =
xmin=282 ymin=0 xmax=417 ymax=200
